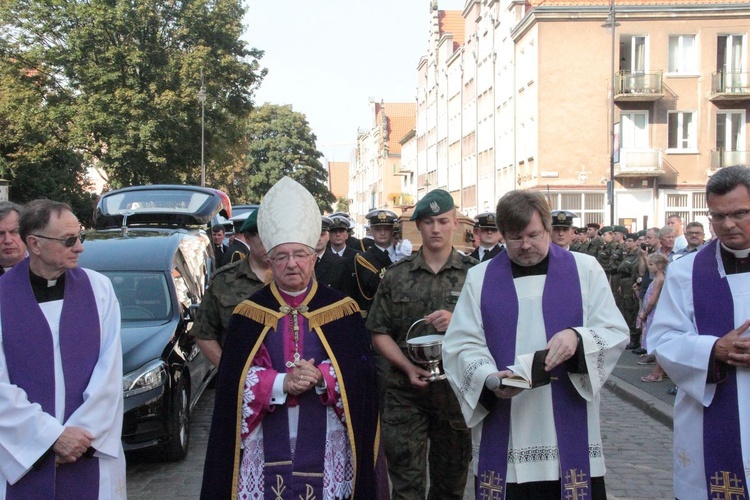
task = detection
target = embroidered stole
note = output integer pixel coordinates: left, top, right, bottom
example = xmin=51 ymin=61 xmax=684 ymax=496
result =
xmin=693 ymin=239 xmax=749 ymax=497
xmin=1 ymin=259 xmax=101 ymax=499
xmin=478 ymin=245 xmax=590 ymax=499
xmin=261 ymin=288 xmax=329 ymax=499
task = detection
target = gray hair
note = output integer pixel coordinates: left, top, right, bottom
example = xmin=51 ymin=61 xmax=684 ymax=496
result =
xmin=19 ymin=199 xmax=73 ymax=243
xmin=0 ymin=201 xmax=22 ymax=223
xmin=706 ymin=165 xmax=750 ymax=200
xmin=658 ymin=226 xmax=675 ymax=238
xmin=686 ymin=221 xmax=704 ymax=232
xmin=495 ymin=190 xmax=551 ymax=235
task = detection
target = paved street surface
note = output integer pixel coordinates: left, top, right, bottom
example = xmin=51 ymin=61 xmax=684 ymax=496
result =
xmin=127 ymin=374 xmax=674 ymax=499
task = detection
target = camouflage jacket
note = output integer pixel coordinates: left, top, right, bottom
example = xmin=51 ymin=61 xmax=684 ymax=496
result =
xmin=617 ymin=248 xmax=643 ymax=282
xmin=192 ymin=257 xmax=265 ymax=344
xmin=366 ymin=249 xmax=477 ymax=348
xmin=597 ymin=241 xmax=617 ymax=272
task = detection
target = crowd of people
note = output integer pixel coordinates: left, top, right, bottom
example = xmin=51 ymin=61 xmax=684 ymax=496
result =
xmin=1 ymin=165 xmax=748 ymax=499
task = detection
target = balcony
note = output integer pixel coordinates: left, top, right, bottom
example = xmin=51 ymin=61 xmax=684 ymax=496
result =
xmin=709 ymin=72 xmax=750 ymax=101
xmin=393 ymin=162 xmax=413 ymax=176
xmin=614 ymin=72 xmax=664 ymax=102
xmin=710 ymin=150 xmax=750 ymax=170
xmin=614 ymin=149 xmax=664 ymax=177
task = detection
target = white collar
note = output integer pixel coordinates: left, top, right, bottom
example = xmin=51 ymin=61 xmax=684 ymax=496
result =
xmin=721 ymin=242 xmax=750 ymax=259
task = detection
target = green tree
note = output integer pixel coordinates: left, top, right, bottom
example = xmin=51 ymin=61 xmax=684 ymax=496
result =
xmin=334 ymin=197 xmax=350 ymax=214
xmin=244 ymin=104 xmax=335 ymax=212
xmin=0 ymin=0 xmax=266 ymax=191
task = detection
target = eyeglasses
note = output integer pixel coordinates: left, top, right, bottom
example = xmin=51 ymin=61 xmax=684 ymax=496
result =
xmin=505 ymin=233 xmax=546 ymax=248
xmin=32 ymin=232 xmax=86 ymax=247
xmin=685 ymin=231 xmax=704 ymax=236
xmin=708 ymin=209 xmax=750 ymax=224
xmin=269 ymin=251 xmax=313 ymax=264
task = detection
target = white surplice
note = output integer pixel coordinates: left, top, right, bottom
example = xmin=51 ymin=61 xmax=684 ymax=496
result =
xmin=0 ymin=269 xmax=126 ymax=498
xmin=444 ymin=252 xmax=627 ymax=484
xmin=648 ymin=249 xmax=750 ymax=500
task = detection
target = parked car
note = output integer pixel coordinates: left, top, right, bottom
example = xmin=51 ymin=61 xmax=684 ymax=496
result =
xmin=81 ymin=185 xmax=224 ymax=460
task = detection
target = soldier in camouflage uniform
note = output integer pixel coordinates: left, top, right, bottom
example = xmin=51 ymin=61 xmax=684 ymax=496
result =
xmin=596 ymin=226 xmax=615 ymax=275
xmin=579 ymin=223 xmax=603 ymax=256
xmin=367 ymin=189 xmax=477 ymax=500
xmin=193 ymin=212 xmax=268 ymax=366
xmin=609 ymin=226 xmax=628 ymax=313
xmin=617 ymin=233 xmax=646 ymax=349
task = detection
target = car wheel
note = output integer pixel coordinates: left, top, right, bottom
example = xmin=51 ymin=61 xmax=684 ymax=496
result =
xmin=162 ymin=377 xmax=190 ymax=461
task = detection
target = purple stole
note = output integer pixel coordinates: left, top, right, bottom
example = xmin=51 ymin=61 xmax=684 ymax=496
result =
xmin=262 ymin=291 xmax=329 ymax=499
xmin=478 ymin=244 xmax=590 ymax=499
xmin=0 ymin=259 xmax=101 ymax=499
xmin=693 ymin=239 xmax=749 ymax=497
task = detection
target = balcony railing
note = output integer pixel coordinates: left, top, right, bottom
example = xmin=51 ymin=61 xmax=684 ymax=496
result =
xmin=710 ymin=72 xmax=750 ymax=100
xmin=614 ymin=149 xmax=664 ymax=177
xmin=614 ymin=72 xmax=664 ymax=101
xmin=710 ymin=150 xmax=750 ymax=170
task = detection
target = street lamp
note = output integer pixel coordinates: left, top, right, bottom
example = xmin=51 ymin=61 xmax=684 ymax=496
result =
xmin=602 ymin=0 xmax=620 ymax=225
xmin=197 ymin=69 xmax=207 ymax=187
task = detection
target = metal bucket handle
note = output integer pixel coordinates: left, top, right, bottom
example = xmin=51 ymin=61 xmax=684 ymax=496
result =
xmin=406 ymin=317 xmax=428 ymax=344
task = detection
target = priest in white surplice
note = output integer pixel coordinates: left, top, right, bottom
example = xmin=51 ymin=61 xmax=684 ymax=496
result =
xmin=0 ymin=199 xmax=125 ymax=499
xmin=649 ymin=165 xmax=750 ymax=500
xmin=444 ymin=190 xmax=627 ymax=500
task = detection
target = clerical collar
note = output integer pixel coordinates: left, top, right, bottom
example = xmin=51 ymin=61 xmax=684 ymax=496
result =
xmin=511 ymin=254 xmax=549 ymax=278
xmin=29 ymin=270 xmax=65 ymax=303
xmin=279 ymin=285 xmax=309 ymax=297
xmin=721 ymin=242 xmax=750 ymax=259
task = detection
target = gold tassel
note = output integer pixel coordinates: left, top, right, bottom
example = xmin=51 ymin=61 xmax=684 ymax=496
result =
xmin=232 ymin=300 xmax=285 ymax=330
xmin=306 ymin=298 xmax=361 ymax=329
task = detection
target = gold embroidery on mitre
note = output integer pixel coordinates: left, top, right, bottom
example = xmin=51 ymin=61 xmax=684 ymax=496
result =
xmin=478 ymin=470 xmax=504 ymax=499
xmin=564 ymin=468 xmax=589 ymax=499
xmin=710 ymin=470 xmax=746 ymax=499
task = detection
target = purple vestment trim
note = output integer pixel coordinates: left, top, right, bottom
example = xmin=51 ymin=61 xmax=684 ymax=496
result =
xmin=1 ymin=258 xmax=101 ymax=499
xmin=693 ymin=239 xmax=748 ymax=497
xmin=263 ymin=299 xmax=328 ymax=498
xmin=478 ymin=244 xmax=590 ymax=498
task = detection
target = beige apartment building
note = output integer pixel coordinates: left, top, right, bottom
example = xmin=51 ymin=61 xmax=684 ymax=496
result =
xmin=405 ymin=0 xmax=750 ymax=230
xmin=349 ymin=101 xmax=416 ymax=231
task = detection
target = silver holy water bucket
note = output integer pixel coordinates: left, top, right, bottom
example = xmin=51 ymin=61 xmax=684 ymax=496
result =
xmin=405 ymin=318 xmax=447 ymax=382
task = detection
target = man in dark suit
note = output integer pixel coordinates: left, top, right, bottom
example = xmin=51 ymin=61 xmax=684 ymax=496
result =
xmin=212 ymin=224 xmax=229 ymax=269
xmin=469 ymin=212 xmax=504 ymax=262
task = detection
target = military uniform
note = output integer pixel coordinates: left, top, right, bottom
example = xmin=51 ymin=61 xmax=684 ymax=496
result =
xmin=192 ymin=257 xmax=265 ymax=346
xmin=597 ymin=235 xmax=616 ymax=275
xmin=617 ymin=245 xmax=642 ymax=332
xmin=354 ymin=209 xmax=398 ymax=312
xmin=367 ymin=249 xmax=476 ymax=499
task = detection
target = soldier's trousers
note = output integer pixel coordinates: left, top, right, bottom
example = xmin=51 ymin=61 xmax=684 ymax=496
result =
xmin=611 ymin=275 xmax=624 ymax=315
xmin=381 ymin=369 xmax=471 ymax=500
xmin=620 ymin=278 xmax=638 ymax=331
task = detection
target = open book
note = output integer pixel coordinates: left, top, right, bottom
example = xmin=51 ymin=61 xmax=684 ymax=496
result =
xmin=501 ymin=349 xmax=552 ymax=389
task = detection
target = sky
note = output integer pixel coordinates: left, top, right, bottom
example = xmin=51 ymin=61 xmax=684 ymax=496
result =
xmin=243 ymin=0 xmax=466 ymax=163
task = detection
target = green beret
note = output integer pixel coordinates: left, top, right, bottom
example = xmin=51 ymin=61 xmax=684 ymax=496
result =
xmin=614 ymin=225 xmax=628 ymax=235
xmin=600 ymin=226 xmax=613 ymax=234
xmin=626 ymin=233 xmax=639 ymax=241
xmin=637 ymin=229 xmax=647 ymax=238
xmin=410 ymin=189 xmax=455 ymax=221
xmin=239 ymin=210 xmax=258 ymax=234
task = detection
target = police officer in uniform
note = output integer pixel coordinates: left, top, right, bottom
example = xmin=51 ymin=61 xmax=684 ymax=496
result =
xmin=469 ymin=212 xmax=504 ymax=262
xmin=550 ymin=210 xmax=578 ymax=250
xmin=367 ymin=189 xmax=477 ymax=500
xmin=194 ymin=212 xmax=268 ymax=366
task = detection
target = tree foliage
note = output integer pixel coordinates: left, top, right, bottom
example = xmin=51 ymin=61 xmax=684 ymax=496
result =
xmin=0 ymin=0 xmax=266 ymax=201
xmin=244 ymin=104 xmax=335 ymax=212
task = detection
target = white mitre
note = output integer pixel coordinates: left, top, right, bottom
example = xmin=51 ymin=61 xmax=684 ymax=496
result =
xmin=258 ymin=176 xmax=321 ymax=251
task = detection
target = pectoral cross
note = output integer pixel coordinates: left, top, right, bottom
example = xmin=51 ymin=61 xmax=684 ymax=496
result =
xmin=280 ymin=305 xmax=309 ymax=368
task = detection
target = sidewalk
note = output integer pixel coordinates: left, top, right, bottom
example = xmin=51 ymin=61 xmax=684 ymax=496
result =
xmin=608 ymin=348 xmax=675 ymax=429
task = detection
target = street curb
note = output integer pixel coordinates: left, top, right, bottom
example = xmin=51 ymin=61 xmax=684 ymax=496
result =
xmin=605 ymin=374 xmax=674 ymax=430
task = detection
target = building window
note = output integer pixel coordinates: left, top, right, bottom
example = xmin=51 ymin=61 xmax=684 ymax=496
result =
xmin=664 ymin=191 xmax=709 ymax=226
xmin=546 ymin=192 xmax=605 ymax=226
xmin=620 ymin=111 xmax=649 ymax=150
xmin=667 ymin=111 xmax=696 ymax=151
xmin=716 ymin=110 xmax=746 ymax=152
xmin=668 ymin=35 xmax=697 ymax=74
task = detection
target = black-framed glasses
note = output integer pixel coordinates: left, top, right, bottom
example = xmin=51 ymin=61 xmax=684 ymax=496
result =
xmin=32 ymin=232 xmax=86 ymax=247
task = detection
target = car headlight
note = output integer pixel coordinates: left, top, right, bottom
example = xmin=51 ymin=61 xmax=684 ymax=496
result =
xmin=123 ymin=360 xmax=168 ymax=398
